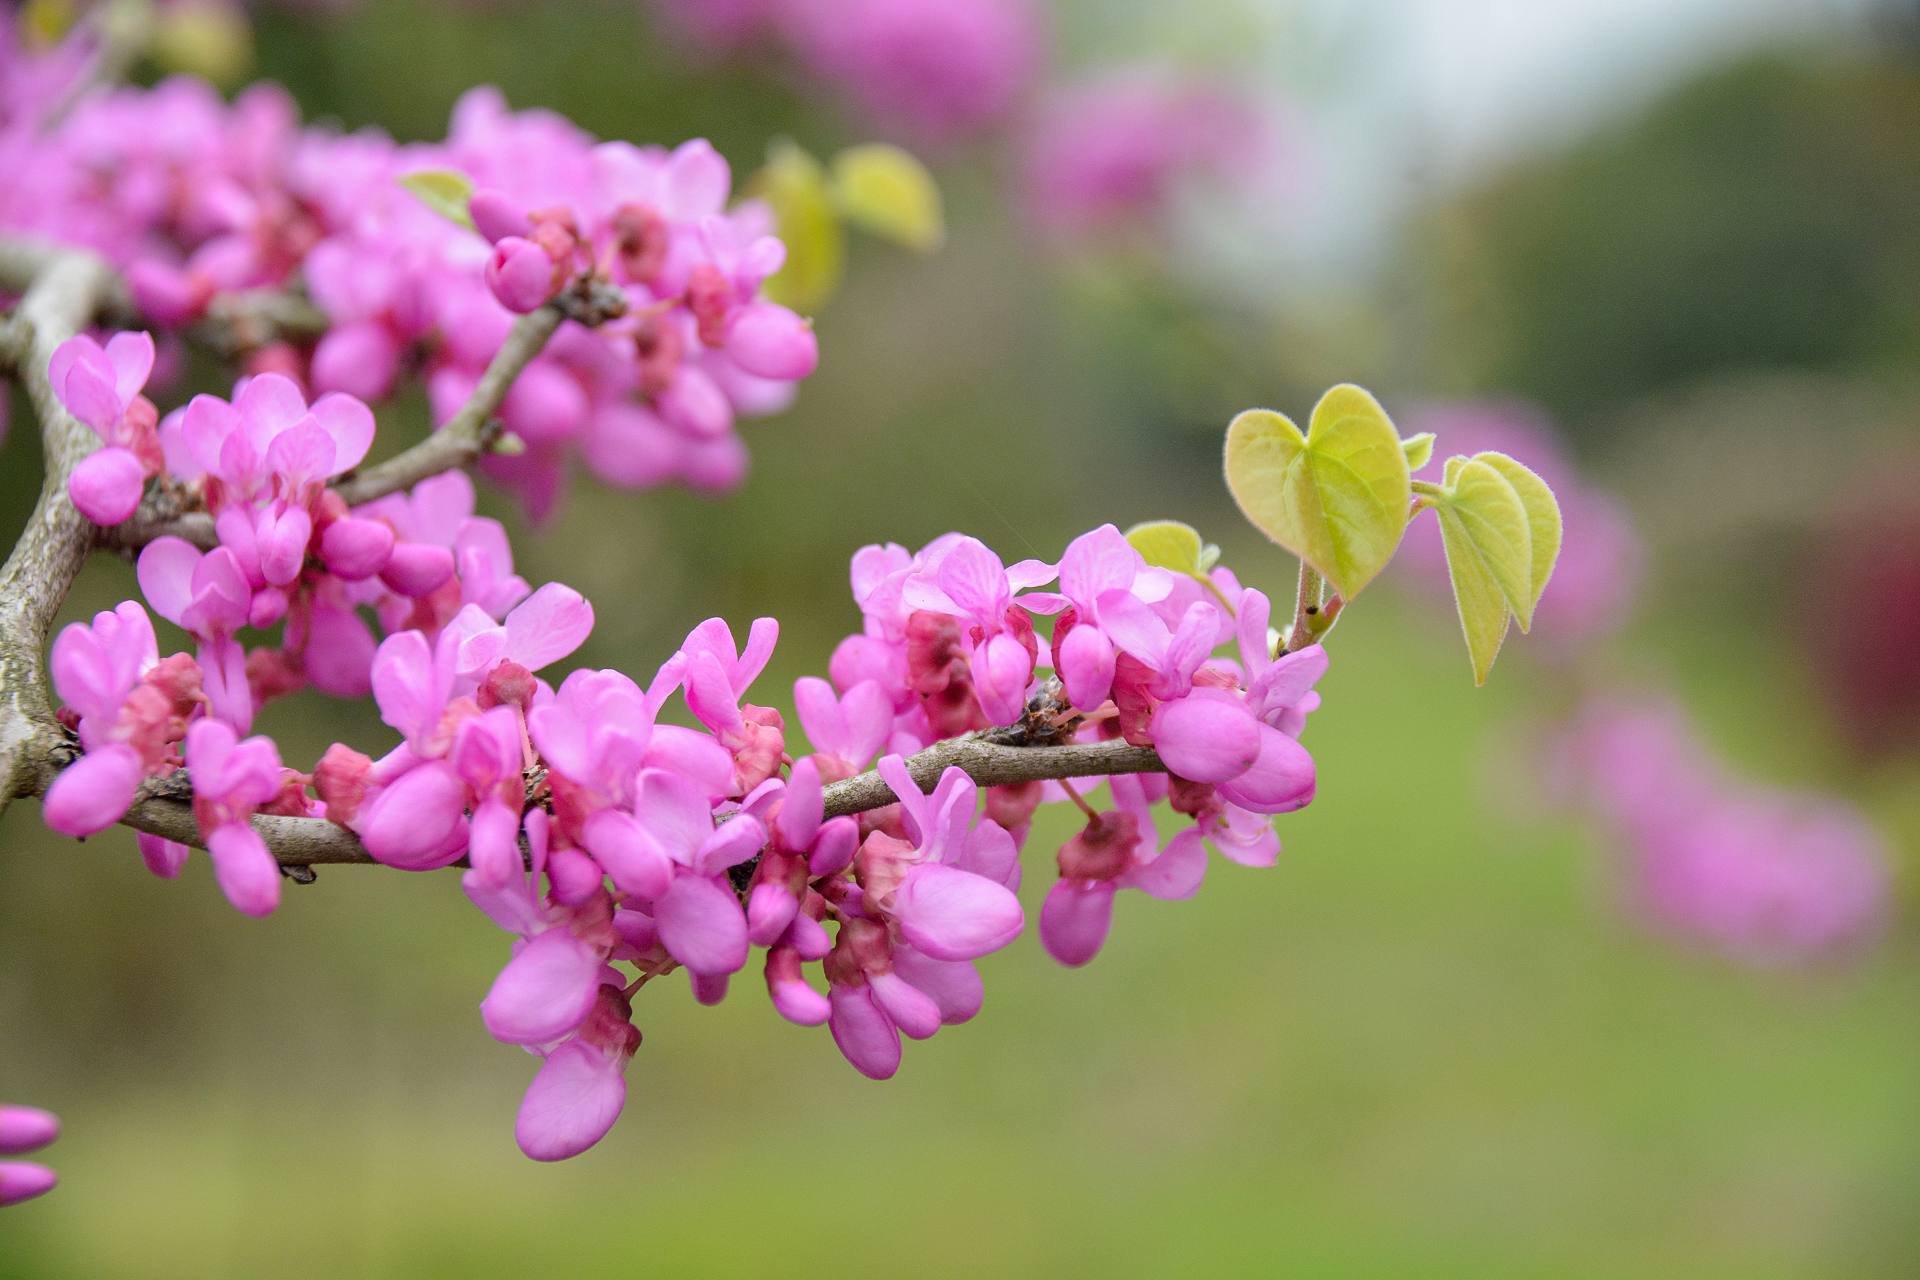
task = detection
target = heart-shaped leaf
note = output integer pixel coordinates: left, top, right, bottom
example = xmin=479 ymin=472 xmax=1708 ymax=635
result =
xmin=1125 ymin=520 xmax=1206 ymax=576
xmin=1223 ymin=384 xmax=1411 ymax=599
xmin=1435 ymin=502 xmax=1512 ymax=685
xmin=1438 ymin=457 xmax=1535 ymax=630
xmin=748 ymin=142 xmax=846 ymax=313
xmin=399 ymin=170 xmax=476 ymax=232
xmin=831 ymin=144 xmax=945 ymax=252
xmin=1473 ymin=451 xmax=1562 ymax=631
xmin=1400 ymin=432 xmax=1436 ymax=471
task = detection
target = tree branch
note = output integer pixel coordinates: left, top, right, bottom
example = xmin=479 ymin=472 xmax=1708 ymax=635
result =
xmin=820 ymin=737 xmax=1162 ymax=818
xmin=0 ymin=248 xmax=119 ymax=811
xmin=99 ymin=277 xmax=627 ymax=550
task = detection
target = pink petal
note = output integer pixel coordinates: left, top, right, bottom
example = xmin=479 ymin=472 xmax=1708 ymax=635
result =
xmin=892 ymin=863 xmax=1024 ymax=961
xmin=775 ymin=757 xmax=822 ymax=850
xmin=378 ymin=542 xmax=456 ymax=598
xmin=302 ymin=601 xmax=377 ymax=699
xmin=206 ymin=821 xmax=281 ymax=917
xmin=43 ymin=743 xmax=143 ymax=837
xmin=827 ymin=984 xmax=901 ymax=1080
xmin=1214 ymin=724 xmax=1316 ymax=814
xmin=481 ymin=928 xmax=603 ymax=1045
xmin=235 ymin=372 xmax=309 ymax=444
xmin=746 ymin=882 xmax=798 ymax=947
xmin=723 ymin=302 xmax=817 ymax=380
xmin=582 ymin=809 xmax=673 ymax=901
xmin=310 ymin=392 xmax=377 ymax=472
xmin=103 ymin=331 xmax=155 ymax=401
xmin=0 ymin=1107 xmax=59 ymax=1156
xmin=1150 ymin=692 xmax=1261 ymax=784
xmin=890 ymin=949 xmax=984 ymax=1025
xmin=0 ymin=1162 xmax=58 ymax=1207
xmin=370 ymin=630 xmax=438 ymax=745
xmin=503 ymin=583 xmax=594 ymax=672
xmin=1121 ymin=829 xmax=1208 ymax=900
xmin=515 ymin=1041 xmax=627 ymax=1162
xmin=310 ymin=323 xmax=400 ymax=404
xmin=869 ymin=971 xmax=942 ymax=1040
xmin=356 ymin=762 xmax=468 ymax=868
xmin=654 ymin=873 xmax=748 ymax=975
xmin=57 ymin=358 xmax=122 ymax=432
xmin=137 ymin=832 xmax=191 ymax=879
xmin=1057 ymin=623 xmax=1115 ymax=712
xmin=135 ymin=537 xmax=202 ymax=627
xmin=666 ymin=138 xmax=730 ymax=217
xmin=695 ymin=814 xmax=766 ymax=877
xmin=318 ymin=515 xmax=395 ymax=582
xmin=1039 ymin=879 xmax=1115 ymax=967
xmin=256 ymin=504 xmax=313 ymax=586
xmin=486 ymin=237 xmax=554 ymax=313
xmin=69 ymin=448 xmax=146 ymax=525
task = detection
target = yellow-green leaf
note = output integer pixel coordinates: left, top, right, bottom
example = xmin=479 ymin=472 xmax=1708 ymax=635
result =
xmin=1223 ymin=384 xmax=1412 ymax=599
xmin=1400 ymin=431 xmax=1436 ymax=471
xmin=1473 ymin=451 xmax=1562 ymax=631
xmin=831 ymin=144 xmax=945 ymax=252
xmin=1435 ymin=505 xmax=1512 ymax=685
xmin=151 ymin=0 xmax=252 ymax=85
xmin=747 ymin=142 xmax=845 ymax=313
xmin=1125 ymin=520 xmax=1205 ymax=576
xmin=1439 ymin=457 xmax=1535 ymax=630
xmin=399 ymin=170 xmax=475 ymax=232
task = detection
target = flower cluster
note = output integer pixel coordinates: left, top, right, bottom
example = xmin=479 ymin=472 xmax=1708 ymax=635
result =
xmin=5 ymin=71 xmax=817 ymax=516
xmin=42 ymin=517 xmax=1329 ymax=1161
xmin=1541 ymin=699 xmax=1890 ymax=965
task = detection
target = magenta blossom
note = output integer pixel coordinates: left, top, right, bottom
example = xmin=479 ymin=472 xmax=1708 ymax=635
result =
xmin=0 ymin=1104 xmax=59 ymax=1208
xmin=48 ymin=330 xmax=160 ymax=525
xmin=184 ymin=719 xmax=287 ymax=917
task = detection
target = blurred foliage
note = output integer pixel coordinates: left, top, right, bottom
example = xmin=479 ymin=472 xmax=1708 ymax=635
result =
xmin=1409 ymin=51 xmax=1920 ymax=428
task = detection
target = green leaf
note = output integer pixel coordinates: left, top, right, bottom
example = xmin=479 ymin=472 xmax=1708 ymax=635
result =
xmin=747 ymin=142 xmax=846 ymax=313
xmin=1223 ymin=383 xmax=1412 ymax=599
xmin=1435 ymin=504 xmax=1512 ymax=685
xmin=830 ymin=144 xmax=945 ymax=252
xmin=1438 ymin=457 xmax=1535 ymax=630
xmin=1472 ymin=451 xmax=1562 ymax=631
xmin=1125 ymin=520 xmax=1205 ymax=575
xmin=1400 ymin=432 xmax=1436 ymax=471
xmin=399 ymin=170 xmax=476 ymax=232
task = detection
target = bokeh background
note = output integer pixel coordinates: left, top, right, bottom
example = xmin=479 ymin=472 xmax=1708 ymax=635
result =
xmin=5 ymin=0 xmax=1920 ymax=1274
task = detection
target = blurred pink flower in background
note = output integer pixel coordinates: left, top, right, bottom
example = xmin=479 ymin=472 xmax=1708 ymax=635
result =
xmin=1024 ymin=69 xmax=1276 ymax=237
xmin=1541 ymin=698 xmax=1890 ymax=966
xmin=650 ymin=0 xmax=1041 ymax=142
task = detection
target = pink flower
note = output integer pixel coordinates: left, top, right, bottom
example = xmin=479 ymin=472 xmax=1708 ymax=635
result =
xmin=607 ymin=768 xmax=766 ymax=975
xmin=1038 ymin=779 xmax=1207 ymax=968
xmin=780 ymin=0 xmax=1041 ymax=143
xmin=514 ymin=985 xmax=640 ymax=1162
xmin=1026 ymin=70 xmax=1275 ymax=236
xmin=792 ymin=675 xmax=890 ymax=780
xmin=185 ymin=719 xmax=286 ymax=917
xmin=137 ymin=537 xmax=255 ymax=729
xmin=49 ymin=331 xmax=159 ymax=525
xmin=900 ymin=537 xmax=1051 ymax=723
xmin=1019 ymin=523 xmax=1171 ymax=710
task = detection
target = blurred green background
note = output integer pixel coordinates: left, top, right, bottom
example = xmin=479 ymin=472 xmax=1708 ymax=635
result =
xmin=4 ymin=1 xmax=1919 ymax=1275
